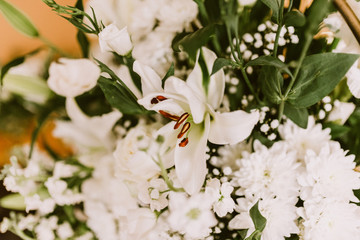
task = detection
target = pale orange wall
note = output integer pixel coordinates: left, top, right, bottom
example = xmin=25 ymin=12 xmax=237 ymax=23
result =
xmin=0 ymin=0 xmax=85 ymax=65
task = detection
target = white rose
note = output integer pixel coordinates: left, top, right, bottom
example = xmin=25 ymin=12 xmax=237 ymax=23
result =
xmin=48 ymin=58 xmax=100 ymax=97
xmin=99 ymin=24 xmax=133 ymax=55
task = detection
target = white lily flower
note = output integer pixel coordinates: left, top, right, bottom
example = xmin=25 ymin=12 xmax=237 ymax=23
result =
xmin=135 ymin=48 xmax=259 ymax=194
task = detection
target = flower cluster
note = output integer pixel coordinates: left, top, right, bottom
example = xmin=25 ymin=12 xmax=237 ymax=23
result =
xmin=1 ymin=0 xmax=360 ymax=240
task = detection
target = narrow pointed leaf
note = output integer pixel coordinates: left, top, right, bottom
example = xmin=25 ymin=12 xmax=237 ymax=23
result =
xmin=246 ymin=55 xmax=293 ymax=77
xmin=284 ymin=10 xmax=306 ymax=27
xmin=260 ymin=0 xmax=281 ymax=23
xmin=0 ymin=0 xmax=39 ymax=37
xmin=211 ymin=58 xmax=238 ymax=75
xmin=162 ymin=63 xmax=175 ymax=88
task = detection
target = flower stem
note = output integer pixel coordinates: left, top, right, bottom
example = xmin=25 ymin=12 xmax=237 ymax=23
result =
xmin=157 ymin=155 xmax=184 ymax=192
xmin=273 ymin=0 xmax=285 ymax=57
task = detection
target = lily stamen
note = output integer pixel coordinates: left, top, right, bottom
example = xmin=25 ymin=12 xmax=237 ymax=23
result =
xmin=159 ymin=110 xmax=180 ymax=121
xmin=177 ymin=122 xmax=191 ymax=139
xmin=179 ymin=137 xmax=189 ymax=147
xmin=174 ymin=113 xmax=190 ymax=130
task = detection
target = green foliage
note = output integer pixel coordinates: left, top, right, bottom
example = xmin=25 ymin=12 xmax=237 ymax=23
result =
xmin=284 ymin=10 xmax=306 ymax=27
xmin=172 ymin=24 xmax=217 ymax=61
xmin=98 ymin=77 xmax=146 ymax=115
xmin=246 ymin=55 xmax=293 ymax=77
xmin=260 ymin=0 xmax=281 ymax=23
xmin=0 ymin=0 xmax=39 ymax=37
xmin=211 ymin=58 xmax=238 ymax=75
xmin=0 ymin=56 xmax=25 ymax=86
xmin=283 ymin=102 xmax=309 ymax=128
xmin=288 ymin=53 xmax=359 ymax=108
xmin=162 ymin=63 xmax=175 ymax=88
xmin=243 ymin=201 xmax=267 ymax=240
xmin=259 ymin=66 xmax=283 ymax=104
xmin=77 ymin=30 xmax=89 ymax=58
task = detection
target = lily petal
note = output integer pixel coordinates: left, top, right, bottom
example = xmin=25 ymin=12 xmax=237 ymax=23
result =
xmin=208 ymin=110 xmax=259 ymax=145
xmin=186 ymin=47 xmax=225 ymax=109
xmin=133 ymin=60 xmax=162 ymax=95
xmin=164 ymin=76 xmax=206 ymax=124
xmin=175 ymin=114 xmax=211 ymax=195
xmin=203 ymin=48 xmax=225 ymax=110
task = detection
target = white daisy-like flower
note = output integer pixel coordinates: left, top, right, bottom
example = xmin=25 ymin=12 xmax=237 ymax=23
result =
xmin=234 ymin=140 xmax=300 ymax=201
xmin=167 ymin=192 xmax=217 ymax=239
xmin=205 ymin=178 xmax=235 ymax=217
xmin=298 ymin=141 xmax=360 ymax=202
xmin=299 ymin=199 xmax=360 ymax=240
xmin=214 ymin=141 xmax=252 ymax=171
xmin=229 ymin=197 xmax=299 ymax=240
xmin=278 ymin=116 xmax=331 ymax=160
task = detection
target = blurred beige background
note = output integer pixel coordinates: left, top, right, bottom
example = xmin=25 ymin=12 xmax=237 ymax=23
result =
xmin=0 ymin=0 xmax=83 ymax=65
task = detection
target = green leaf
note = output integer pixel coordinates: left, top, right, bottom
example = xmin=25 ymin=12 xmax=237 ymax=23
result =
xmin=162 ymin=63 xmax=174 ymax=88
xmin=260 ymin=0 xmax=281 ymax=23
xmin=283 ymin=102 xmax=308 ymax=128
xmin=172 ymin=24 xmax=217 ymax=61
xmin=323 ymin=122 xmax=351 ymax=139
xmin=284 ymin=10 xmax=306 ymax=27
xmin=0 ymin=193 xmax=25 ymax=210
xmin=249 ymin=201 xmax=267 ymax=232
xmin=0 ymin=0 xmax=39 ymax=37
xmin=246 ymin=55 xmax=293 ymax=78
xmin=98 ymin=76 xmax=146 ymax=115
xmin=77 ymin=30 xmax=89 ymax=58
xmin=259 ymin=66 xmax=283 ymax=104
xmin=211 ymin=58 xmax=238 ymax=75
xmin=288 ymin=53 xmax=359 ymax=108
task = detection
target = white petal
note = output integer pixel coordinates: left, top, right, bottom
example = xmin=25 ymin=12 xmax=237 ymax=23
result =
xmin=164 ymin=76 xmax=206 ymax=123
xmin=175 ymin=115 xmax=210 ymax=195
xmin=346 ymin=61 xmax=360 ymax=98
xmin=186 ymin=48 xmax=225 ymax=109
xmin=202 ymin=47 xmax=225 ymax=109
xmin=209 ymin=110 xmax=259 ymax=145
xmin=65 ymin=97 xmax=89 ymax=124
xmin=133 ymin=61 xmax=162 ymax=95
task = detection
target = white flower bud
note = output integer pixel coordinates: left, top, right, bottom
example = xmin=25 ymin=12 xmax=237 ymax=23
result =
xmin=47 ymin=58 xmax=100 ymax=97
xmin=99 ymin=23 xmax=133 ymax=55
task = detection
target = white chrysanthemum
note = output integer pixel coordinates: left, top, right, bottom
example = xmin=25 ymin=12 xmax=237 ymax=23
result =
xmin=278 ymin=117 xmax=331 ymax=160
xmin=205 ymin=178 xmax=235 ymax=217
xmin=167 ymin=192 xmax=217 ymax=239
xmin=299 ymin=199 xmax=360 ymax=240
xmin=298 ymin=141 xmax=360 ymax=202
xmin=234 ymin=141 xmax=300 ymax=201
xmin=213 ymin=141 xmax=252 ymax=171
xmin=157 ymin=0 xmax=198 ymax=33
xmin=229 ymin=197 xmax=299 ymax=239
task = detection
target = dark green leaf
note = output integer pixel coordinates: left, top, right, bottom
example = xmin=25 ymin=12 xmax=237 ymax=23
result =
xmin=249 ymin=201 xmax=267 ymax=232
xmin=237 ymin=229 xmax=249 ymax=240
xmin=0 ymin=56 xmax=25 ymax=86
xmin=172 ymin=24 xmax=217 ymax=61
xmin=211 ymin=58 xmax=237 ymax=75
xmin=0 ymin=0 xmax=39 ymax=37
xmin=283 ymin=102 xmax=308 ymax=128
xmin=353 ymin=189 xmax=360 ymax=202
xmin=259 ymin=66 xmax=283 ymax=104
xmin=284 ymin=10 xmax=306 ymax=27
xmin=304 ymin=0 xmax=331 ymax=36
xmin=98 ymin=77 xmax=146 ymax=115
xmin=246 ymin=55 xmax=293 ymax=77
xmin=323 ymin=122 xmax=351 ymax=139
xmin=252 ymin=131 xmax=275 ymax=148
xmin=162 ymin=63 xmax=174 ymax=88
xmin=288 ymin=53 xmax=359 ymax=108
xmin=75 ymin=0 xmax=84 ymax=11
xmin=260 ymin=0 xmax=281 ymax=23
xmin=77 ymin=30 xmax=89 ymax=58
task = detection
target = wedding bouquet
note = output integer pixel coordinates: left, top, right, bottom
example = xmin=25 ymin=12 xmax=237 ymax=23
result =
xmin=1 ymin=0 xmax=360 ymax=239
